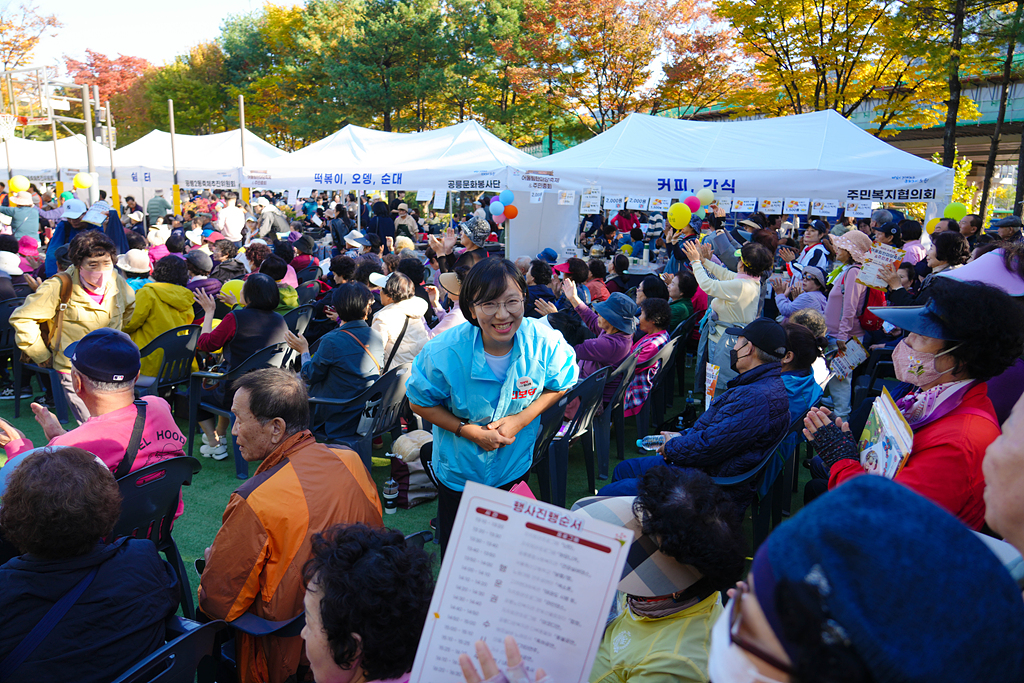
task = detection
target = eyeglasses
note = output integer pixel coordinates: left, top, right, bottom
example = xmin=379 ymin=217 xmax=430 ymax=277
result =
xmin=728 ymin=582 xmax=794 ymax=675
xmin=475 ymin=298 xmax=524 ymax=316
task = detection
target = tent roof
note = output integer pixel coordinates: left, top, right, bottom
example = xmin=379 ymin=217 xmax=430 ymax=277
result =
xmin=5 ymin=134 xmax=110 ymax=172
xmin=115 ymin=128 xmax=285 ymax=170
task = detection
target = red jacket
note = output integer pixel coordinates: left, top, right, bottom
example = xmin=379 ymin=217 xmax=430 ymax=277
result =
xmin=830 ymin=383 xmax=997 ymax=530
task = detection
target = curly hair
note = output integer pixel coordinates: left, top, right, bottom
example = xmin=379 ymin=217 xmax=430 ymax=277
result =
xmin=634 ymin=466 xmax=745 ymax=596
xmin=788 ymin=308 xmax=828 ymax=341
xmin=153 ymin=254 xmax=189 ymax=286
xmin=0 ymin=447 xmax=121 ymax=559
xmin=303 ymin=524 xmax=434 ymax=681
xmin=68 ymin=230 xmax=117 ymax=267
xmin=740 ymin=242 xmax=775 ymax=277
xmin=749 ymin=228 xmax=779 ymax=255
xmin=245 ymin=243 xmax=272 ymax=270
xmin=214 ymin=239 xmax=239 ymax=260
xmin=930 ymin=278 xmax=1024 ymax=381
xmin=932 ymin=231 xmax=970 ymax=267
xmin=530 ymin=259 xmax=553 ymax=286
xmin=640 ymin=297 xmax=671 ymax=331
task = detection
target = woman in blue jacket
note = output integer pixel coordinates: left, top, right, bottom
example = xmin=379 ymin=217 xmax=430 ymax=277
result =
xmin=408 ymin=258 xmax=578 ymax=552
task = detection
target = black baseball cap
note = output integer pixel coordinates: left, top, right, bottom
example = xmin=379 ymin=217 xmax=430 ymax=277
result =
xmin=64 ymin=328 xmax=141 ymax=382
xmin=874 ymin=221 xmax=900 ymax=238
xmin=725 ymin=317 xmax=788 ymax=356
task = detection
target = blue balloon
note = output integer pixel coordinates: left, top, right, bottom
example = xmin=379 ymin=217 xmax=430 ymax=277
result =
xmin=490 ymin=201 xmax=505 ymax=215
xmin=499 ymin=189 xmax=515 ymax=205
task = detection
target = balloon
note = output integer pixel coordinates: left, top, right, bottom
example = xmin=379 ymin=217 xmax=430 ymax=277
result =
xmin=490 ymin=195 xmax=502 ymax=205
xmin=504 ymin=205 xmax=518 ymax=220
xmin=695 ymin=207 xmax=706 ymax=219
xmin=696 ymin=188 xmax=715 ymax=205
xmin=925 ymin=216 xmax=941 ymax=234
xmin=942 ymin=202 xmax=967 ymax=222
xmin=668 ymin=202 xmax=692 ymax=229
xmin=493 ymin=213 xmax=506 ymax=224
xmin=621 ymin=244 xmax=633 ymax=256
xmin=499 ymin=189 xmax=514 ymax=205
xmin=489 ymin=201 xmax=505 ymax=215
xmin=8 ymin=175 xmax=28 ymax=193
xmin=220 ymin=279 xmax=244 ymax=303
xmin=683 ymin=196 xmax=701 ymax=212
xmin=73 ymin=172 xmax=93 ymax=189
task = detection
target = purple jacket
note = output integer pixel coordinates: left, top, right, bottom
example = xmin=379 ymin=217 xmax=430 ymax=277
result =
xmin=187 ymin=277 xmax=223 ymax=320
xmin=573 ymin=303 xmax=633 ymax=403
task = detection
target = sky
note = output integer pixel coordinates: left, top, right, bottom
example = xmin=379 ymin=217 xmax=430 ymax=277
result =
xmin=31 ymin=0 xmax=296 ymax=71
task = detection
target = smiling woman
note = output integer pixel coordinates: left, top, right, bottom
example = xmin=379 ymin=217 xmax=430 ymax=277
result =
xmin=407 ymin=258 xmax=579 ymax=554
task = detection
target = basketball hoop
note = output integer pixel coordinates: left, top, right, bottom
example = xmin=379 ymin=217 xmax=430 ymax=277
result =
xmin=0 ymin=114 xmax=17 ymax=142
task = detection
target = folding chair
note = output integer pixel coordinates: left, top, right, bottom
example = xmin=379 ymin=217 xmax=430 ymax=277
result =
xmin=186 ymin=343 xmax=290 ymax=479
xmin=308 ymin=365 xmax=410 ymax=470
xmin=296 ymin=280 xmax=320 ymax=305
xmin=13 ymin=354 xmax=71 ymax=424
xmin=538 ymin=369 xmax=608 ymax=505
xmin=663 ymin=310 xmax=702 ymax=402
xmin=111 ymin=617 xmax=226 ymax=683
xmin=591 ymin=351 xmax=640 ymax=478
xmin=628 ymin=337 xmax=680 ymax=439
xmin=529 ymin=394 xmax=569 ymax=505
xmin=134 ymin=325 xmax=201 ymax=397
xmin=851 ymin=347 xmax=896 ymax=408
xmin=297 ymin=265 xmax=320 ymax=284
xmin=113 ymin=456 xmax=203 ymax=619
xmin=282 ymin=304 xmax=314 ymax=337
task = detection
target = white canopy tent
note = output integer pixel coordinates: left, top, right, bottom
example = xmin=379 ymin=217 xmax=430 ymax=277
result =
xmin=505 ymin=111 xmax=956 ymax=260
xmin=0 ymin=135 xmax=112 ymax=186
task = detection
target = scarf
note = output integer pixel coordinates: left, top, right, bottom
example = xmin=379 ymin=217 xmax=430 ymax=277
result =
xmin=627 ymin=593 xmax=701 ymax=619
xmin=895 ymin=379 xmax=976 ymax=430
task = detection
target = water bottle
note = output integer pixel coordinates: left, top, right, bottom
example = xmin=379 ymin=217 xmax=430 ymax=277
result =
xmin=636 ymin=435 xmax=666 ymax=451
xmin=383 ymin=477 xmax=399 ymax=514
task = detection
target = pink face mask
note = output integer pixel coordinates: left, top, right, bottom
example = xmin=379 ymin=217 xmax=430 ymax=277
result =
xmin=892 ymin=339 xmax=961 ymax=387
xmin=80 ymin=267 xmax=111 ymax=291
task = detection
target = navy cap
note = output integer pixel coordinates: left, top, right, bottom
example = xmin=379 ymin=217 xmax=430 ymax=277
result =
xmin=869 ymin=298 xmax=961 ymax=341
xmin=874 ymin=221 xmax=900 ymax=238
xmin=64 ymin=328 xmax=141 ymax=382
xmin=988 ymin=215 xmax=1022 ymax=233
xmin=725 ymin=317 xmax=788 ymax=356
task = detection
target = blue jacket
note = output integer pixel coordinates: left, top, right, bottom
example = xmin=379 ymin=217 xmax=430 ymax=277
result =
xmin=0 ymin=538 xmax=178 ymax=683
xmin=302 ymin=320 xmax=384 ymax=439
xmin=758 ymin=370 xmax=823 ymax=497
xmin=665 ymin=362 xmax=789 ymax=503
xmin=407 ymin=317 xmax=578 ymax=490
xmin=45 ymin=211 xmax=130 ymax=277
xmin=526 ymin=284 xmax=556 ymax=318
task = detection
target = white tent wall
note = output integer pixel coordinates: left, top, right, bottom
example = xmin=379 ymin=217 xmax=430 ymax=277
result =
xmin=505 ymin=192 xmax=580 ymax=261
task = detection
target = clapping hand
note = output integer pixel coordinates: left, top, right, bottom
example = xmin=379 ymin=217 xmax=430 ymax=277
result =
xmin=442 ymin=228 xmax=458 ymax=254
xmin=880 ymin=262 xmax=901 ymax=290
xmin=681 ymin=240 xmax=702 ymax=263
xmin=778 ymin=247 xmax=796 ymax=263
xmin=534 ymin=299 xmax=557 ymax=316
xmin=195 ymin=289 xmax=218 ymax=316
xmin=698 ymin=242 xmax=714 ymax=260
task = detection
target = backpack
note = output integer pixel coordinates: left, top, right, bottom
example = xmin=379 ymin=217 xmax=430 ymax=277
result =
xmin=858 ymin=287 xmax=887 ymax=331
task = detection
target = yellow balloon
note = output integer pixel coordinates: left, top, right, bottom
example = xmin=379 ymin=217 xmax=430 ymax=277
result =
xmin=621 ymin=244 xmax=633 ymax=256
xmin=668 ymin=202 xmax=692 ymax=229
xmin=696 ymin=188 xmax=715 ymax=205
xmin=8 ymin=175 xmax=28 ymax=193
xmin=220 ymin=279 xmax=244 ymax=303
xmin=925 ymin=217 xmax=940 ymax=234
xmin=942 ymin=201 xmax=967 ymax=222
xmin=73 ymin=172 xmax=93 ymax=190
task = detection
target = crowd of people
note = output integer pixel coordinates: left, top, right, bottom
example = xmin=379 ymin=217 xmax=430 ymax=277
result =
xmin=0 ymin=184 xmax=1023 ymax=683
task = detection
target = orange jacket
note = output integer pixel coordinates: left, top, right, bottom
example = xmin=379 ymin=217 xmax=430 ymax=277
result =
xmin=199 ymin=431 xmax=382 ymax=683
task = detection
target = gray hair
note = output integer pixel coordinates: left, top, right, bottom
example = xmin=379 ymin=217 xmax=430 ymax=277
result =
xmin=73 ymin=369 xmax=135 ymax=394
xmin=871 ymin=209 xmax=892 ymax=225
xmin=752 ymin=346 xmax=784 ymax=364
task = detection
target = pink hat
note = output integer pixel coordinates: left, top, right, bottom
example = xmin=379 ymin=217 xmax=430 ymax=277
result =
xmin=204 ymin=231 xmax=225 ymax=243
xmin=831 ymin=230 xmax=873 ymax=264
xmin=938 ymin=248 xmax=1024 ymax=296
xmin=18 ymin=236 xmax=38 ymax=257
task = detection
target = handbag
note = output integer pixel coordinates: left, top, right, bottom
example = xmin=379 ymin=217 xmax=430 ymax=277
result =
xmin=22 ymin=271 xmax=72 ymax=368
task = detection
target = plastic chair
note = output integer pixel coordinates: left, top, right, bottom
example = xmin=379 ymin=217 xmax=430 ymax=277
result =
xmin=282 ymin=304 xmax=314 ymax=337
xmin=134 ymin=325 xmax=201 ymax=397
xmin=405 ymin=529 xmax=434 ymax=548
xmin=631 ymin=337 xmax=680 ymax=439
xmin=0 ymin=296 xmax=23 ymax=355
xmin=591 ymin=351 xmax=641 ymax=479
xmin=297 ymin=280 xmax=320 ymax=305
xmin=186 ymin=343 xmax=290 ymax=479
xmin=540 ymin=369 xmax=608 ymax=505
xmin=114 ymin=456 xmax=203 ymax=619
xmin=111 ymin=617 xmax=226 ymax=683
xmin=852 ymin=347 xmax=895 ymax=408
xmin=13 ymin=355 xmax=72 ymax=424
xmin=529 ymin=394 xmax=569 ymax=505
xmin=664 ymin=311 xmax=702 ymax=402
xmin=297 ymin=265 xmax=320 ymax=284
xmin=308 ymin=365 xmax=410 ymax=470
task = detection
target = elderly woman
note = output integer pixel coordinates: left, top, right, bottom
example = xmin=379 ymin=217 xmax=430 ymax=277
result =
xmin=773 ymin=265 xmax=827 ymax=319
xmin=880 ymin=230 xmax=970 ymax=306
xmin=805 ymin=278 xmax=1024 ymax=530
xmin=123 ymin=255 xmax=196 ymax=377
xmin=0 ymin=447 xmax=178 ymax=682
xmin=285 ymin=282 xmax=383 ymax=439
xmin=371 ymin=271 xmax=429 ymax=370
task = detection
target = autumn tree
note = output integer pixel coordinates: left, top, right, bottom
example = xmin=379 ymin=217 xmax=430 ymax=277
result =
xmin=146 ymin=42 xmax=231 ymax=135
xmin=0 ymin=3 xmax=59 ymax=73
xmin=64 ymin=50 xmax=150 ymax=102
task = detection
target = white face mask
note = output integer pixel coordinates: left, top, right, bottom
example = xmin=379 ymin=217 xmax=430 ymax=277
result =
xmin=708 ymin=604 xmax=788 ymax=683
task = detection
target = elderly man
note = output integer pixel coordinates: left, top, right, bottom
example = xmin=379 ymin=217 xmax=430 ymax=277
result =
xmin=989 ymin=215 xmax=1024 ymax=243
xmin=199 ymin=368 xmax=382 ymax=683
xmin=252 ymin=196 xmax=288 ymax=243
xmin=0 ymin=328 xmax=186 ymax=477
xmin=146 ymin=189 xmax=173 ymax=226
xmin=599 ymin=317 xmax=790 ymax=508
xmin=960 ymin=213 xmax=983 ymax=249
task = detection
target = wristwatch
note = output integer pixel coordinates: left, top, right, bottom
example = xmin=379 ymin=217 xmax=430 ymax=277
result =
xmin=455 ymin=421 xmax=468 ymax=438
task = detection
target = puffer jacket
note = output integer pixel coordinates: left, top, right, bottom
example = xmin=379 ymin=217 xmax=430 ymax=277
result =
xmin=124 ymin=282 xmax=196 ymax=376
xmin=10 ymin=267 xmax=136 ymax=373
xmin=372 ymin=295 xmax=429 ymax=369
xmin=275 ymin=284 xmax=299 ymax=315
xmin=664 ymin=362 xmax=789 ymax=506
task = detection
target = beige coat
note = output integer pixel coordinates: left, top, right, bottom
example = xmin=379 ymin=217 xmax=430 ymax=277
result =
xmin=10 ymin=267 xmax=135 ymax=373
xmin=371 ymin=295 xmax=428 ymax=369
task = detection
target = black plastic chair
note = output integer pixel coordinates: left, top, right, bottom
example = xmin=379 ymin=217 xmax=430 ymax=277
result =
xmin=111 ymin=617 xmax=226 ymax=683
xmin=538 ymin=369 xmax=608 ymax=505
xmin=308 ymin=365 xmax=410 ymax=470
xmin=135 ymin=325 xmax=201 ymax=397
xmin=627 ymin=337 xmax=680 ymax=441
xmin=282 ymin=304 xmax=314 ymax=337
xmin=851 ymin=347 xmax=896 ymax=408
xmin=296 ymin=265 xmax=320 ymax=284
xmin=296 ymin=280 xmax=320 ymax=305
xmin=529 ymin=394 xmax=569 ymax=505
xmin=186 ymin=343 xmax=290 ymax=479
xmin=664 ymin=310 xmax=702 ymax=402
xmin=114 ymin=456 xmax=203 ymax=619
xmin=1 ymin=297 xmax=72 ymax=424
xmin=591 ymin=350 xmax=640 ymax=478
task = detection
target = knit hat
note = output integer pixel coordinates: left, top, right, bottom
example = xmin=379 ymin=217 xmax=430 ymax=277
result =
xmin=831 ymin=230 xmax=872 ymax=263
xmin=753 ymin=476 xmax=1024 ymax=682
xmin=116 ymin=249 xmax=151 ymax=276
xmin=459 ymin=216 xmax=490 ymax=247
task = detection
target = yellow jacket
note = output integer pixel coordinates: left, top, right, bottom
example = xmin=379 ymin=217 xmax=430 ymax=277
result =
xmin=123 ymin=282 xmax=195 ymax=376
xmin=10 ymin=267 xmax=135 ymax=374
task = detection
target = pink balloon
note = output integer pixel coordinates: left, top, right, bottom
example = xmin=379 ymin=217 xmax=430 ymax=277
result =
xmin=683 ymin=196 xmax=701 ymax=212
xmin=493 ymin=213 xmax=506 ymax=224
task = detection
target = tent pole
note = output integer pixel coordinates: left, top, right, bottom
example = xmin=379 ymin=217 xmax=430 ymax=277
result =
xmin=106 ymin=103 xmax=118 ymax=211
xmin=168 ymin=99 xmax=180 ymax=215
xmin=239 ymin=94 xmax=246 ymax=167
xmin=51 ymin=117 xmax=60 ymax=194
xmin=81 ymin=84 xmax=96 ymax=203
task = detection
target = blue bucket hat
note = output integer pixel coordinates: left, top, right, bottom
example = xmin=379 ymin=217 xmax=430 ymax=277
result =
xmin=869 ymin=297 xmax=960 ymax=341
xmin=593 ymin=292 xmax=637 ymax=334
xmin=536 ymin=247 xmax=558 ymax=264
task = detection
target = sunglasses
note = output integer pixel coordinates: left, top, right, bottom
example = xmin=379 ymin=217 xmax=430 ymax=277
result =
xmin=728 ymin=582 xmax=794 ymax=675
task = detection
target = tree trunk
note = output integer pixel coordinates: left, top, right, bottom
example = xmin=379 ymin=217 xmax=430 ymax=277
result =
xmin=980 ymin=0 xmax=1024 ymax=217
xmin=942 ymin=0 xmax=968 ymax=168
xmin=1015 ymin=123 xmax=1024 ymax=217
